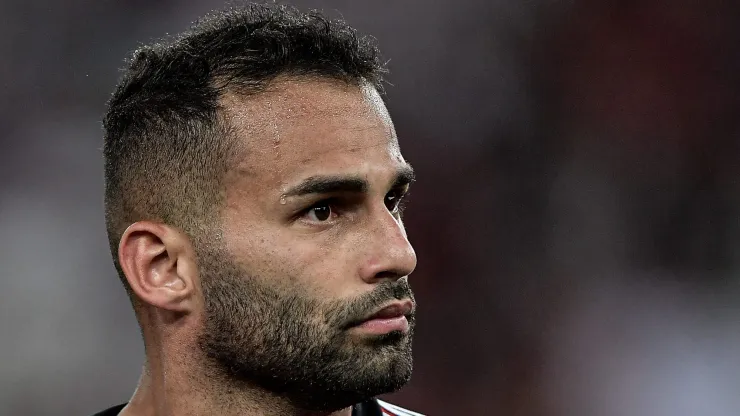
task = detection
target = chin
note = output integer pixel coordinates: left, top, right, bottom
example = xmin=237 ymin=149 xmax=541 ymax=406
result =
xmin=360 ymin=339 xmax=414 ymax=388
xmin=294 ymin=359 xmax=413 ymax=412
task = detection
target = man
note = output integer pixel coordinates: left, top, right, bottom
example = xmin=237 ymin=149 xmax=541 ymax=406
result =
xmin=94 ymin=3 xmax=423 ymax=416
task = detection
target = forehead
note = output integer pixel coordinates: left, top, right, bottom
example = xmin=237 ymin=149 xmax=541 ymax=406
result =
xmin=222 ymin=78 xmax=405 ymax=188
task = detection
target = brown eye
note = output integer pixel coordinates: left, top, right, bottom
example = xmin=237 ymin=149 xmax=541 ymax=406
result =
xmin=306 ymin=203 xmax=332 ymax=222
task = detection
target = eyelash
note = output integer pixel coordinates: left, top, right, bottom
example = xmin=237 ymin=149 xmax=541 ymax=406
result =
xmin=386 ymin=189 xmax=411 ymax=214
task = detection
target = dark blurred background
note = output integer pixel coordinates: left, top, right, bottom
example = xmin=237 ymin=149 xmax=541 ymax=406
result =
xmin=3 ymin=1 xmax=740 ymax=415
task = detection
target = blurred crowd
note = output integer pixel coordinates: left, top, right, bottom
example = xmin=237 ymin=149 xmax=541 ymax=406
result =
xmin=2 ymin=0 xmax=740 ymax=415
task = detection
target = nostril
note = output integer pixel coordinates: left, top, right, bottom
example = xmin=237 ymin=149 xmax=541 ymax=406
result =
xmin=372 ymin=270 xmax=405 ymax=282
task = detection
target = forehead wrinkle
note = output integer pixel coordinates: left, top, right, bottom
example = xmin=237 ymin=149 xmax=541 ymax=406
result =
xmin=220 ymin=85 xmax=367 ymax=146
xmin=294 ymin=138 xmax=394 ymax=166
xmin=219 ymin=78 xmax=390 ymax=139
xmin=219 ymin=79 xmax=399 ymax=184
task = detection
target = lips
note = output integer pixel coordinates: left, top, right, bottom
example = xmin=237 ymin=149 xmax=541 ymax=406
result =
xmin=356 ymin=299 xmax=414 ymax=325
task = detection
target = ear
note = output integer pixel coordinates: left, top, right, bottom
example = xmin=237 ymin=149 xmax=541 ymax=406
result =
xmin=118 ymin=221 xmax=198 ymax=314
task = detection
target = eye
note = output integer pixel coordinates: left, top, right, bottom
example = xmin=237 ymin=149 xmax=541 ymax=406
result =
xmin=385 ymin=189 xmax=409 ymax=214
xmin=305 ymin=201 xmax=334 ymax=222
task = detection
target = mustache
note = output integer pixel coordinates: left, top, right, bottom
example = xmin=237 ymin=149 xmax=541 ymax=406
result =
xmin=329 ymin=279 xmax=415 ymax=330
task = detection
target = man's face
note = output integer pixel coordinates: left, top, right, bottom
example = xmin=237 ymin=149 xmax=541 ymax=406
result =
xmin=196 ymin=79 xmax=418 ymax=411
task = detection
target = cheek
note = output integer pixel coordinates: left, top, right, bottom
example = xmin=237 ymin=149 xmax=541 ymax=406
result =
xmin=225 ymin=226 xmax=353 ymax=296
xmin=279 ymin=240 xmax=350 ymax=298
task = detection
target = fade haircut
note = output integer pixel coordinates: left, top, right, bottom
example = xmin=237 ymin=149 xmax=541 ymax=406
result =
xmin=103 ymin=3 xmax=387 ymax=294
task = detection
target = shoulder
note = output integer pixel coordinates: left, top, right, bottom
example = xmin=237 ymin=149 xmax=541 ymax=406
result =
xmin=376 ymin=399 xmax=425 ymax=416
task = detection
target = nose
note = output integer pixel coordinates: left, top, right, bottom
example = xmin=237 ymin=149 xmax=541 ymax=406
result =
xmin=358 ymin=208 xmax=417 ymax=283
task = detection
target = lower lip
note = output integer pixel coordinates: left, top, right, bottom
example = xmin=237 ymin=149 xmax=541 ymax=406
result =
xmin=353 ymin=316 xmax=409 ymax=335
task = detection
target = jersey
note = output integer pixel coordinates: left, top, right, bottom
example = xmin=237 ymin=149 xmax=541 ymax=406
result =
xmin=377 ymin=399 xmax=425 ymax=416
xmin=91 ymin=398 xmax=424 ymax=416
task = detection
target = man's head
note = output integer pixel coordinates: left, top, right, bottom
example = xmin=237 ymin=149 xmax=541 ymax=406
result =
xmin=103 ymin=4 xmax=417 ymax=412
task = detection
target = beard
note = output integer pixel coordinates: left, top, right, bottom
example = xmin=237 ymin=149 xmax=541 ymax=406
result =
xmin=194 ymin=245 xmax=416 ymax=412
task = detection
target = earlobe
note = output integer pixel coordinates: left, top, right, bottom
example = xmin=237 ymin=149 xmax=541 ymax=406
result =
xmin=118 ymin=221 xmax=196 ymax=313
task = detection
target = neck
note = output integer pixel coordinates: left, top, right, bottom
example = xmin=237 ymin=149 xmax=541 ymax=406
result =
xmin=119 ymin=353 xmax=353 ymax=416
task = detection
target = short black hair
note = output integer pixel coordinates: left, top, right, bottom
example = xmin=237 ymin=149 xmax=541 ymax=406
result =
xmin=103 ymin=3 xmax=387 ymax=293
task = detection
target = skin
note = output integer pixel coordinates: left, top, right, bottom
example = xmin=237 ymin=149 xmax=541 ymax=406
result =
xmin=115 ymin=78 xmax=418 ymax=416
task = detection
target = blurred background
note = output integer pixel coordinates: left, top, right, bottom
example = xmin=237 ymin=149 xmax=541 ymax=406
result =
xmin=3 ymin=0 xmax=740 ymax=415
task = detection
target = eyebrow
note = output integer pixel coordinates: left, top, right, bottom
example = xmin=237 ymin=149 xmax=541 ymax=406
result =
xmin=282 ymin=165 xmax=415 ymax=198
